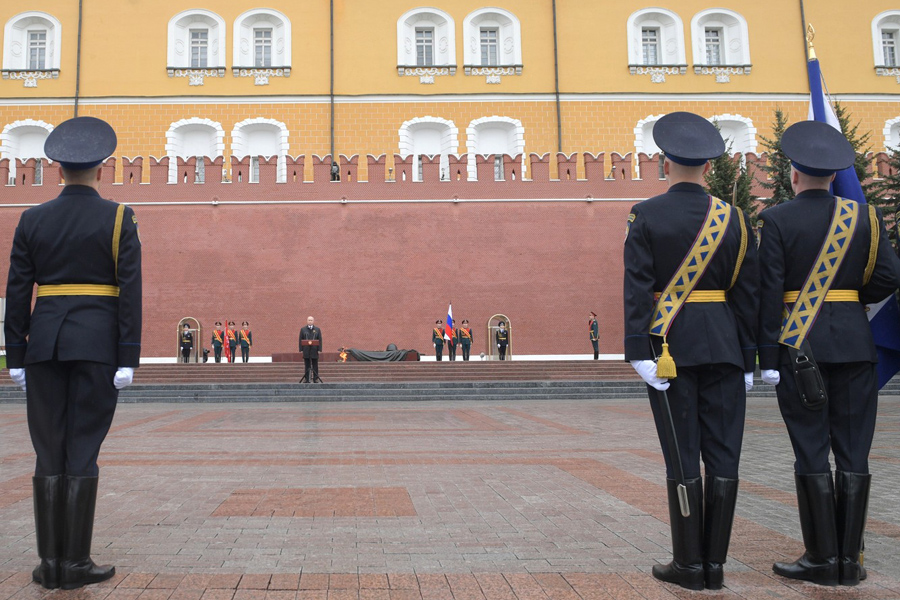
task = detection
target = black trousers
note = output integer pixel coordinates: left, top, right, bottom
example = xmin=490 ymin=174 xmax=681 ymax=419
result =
xmin=592 ymin=340 xmax=599 ymax=360
xmin=214 ymin=345 xmax=222 ymax=362
xmin=435 ymin=344 xmax=443 ymax=361
xmin=181 ymin=348 xmax=191 ymax=363
xmin=498 ymin=345 xmax=507 ymax=360
xmin=647 ymin=363 xmax=746 ymax=480
xmin=461 ymin=344 xmax=471 ymax=360
xmin=229 ymin=344 xmax=237 ymax=363
xmin=241 ymin=346 xmax=249 ymax=362
xmin=25 ymin=361 xmax=118 ymax=477
xmin=776 ymin=359 xmax=877 ymax=475
xmin=303 ymin=357 xmax=320 ymax=381
xmin=448 ymin=344 xmax=456 ymax=361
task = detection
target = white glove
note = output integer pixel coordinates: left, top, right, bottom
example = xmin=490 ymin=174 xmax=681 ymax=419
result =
xmin=9 ymin=368 xmax=26 ymax=392
xmin=761 ymin=369 xmax=781 ymax=386
xmin=744 ymin=372 xmax=754 ymax=391
xmin=630 ymin=360 xmax=670 ymax=391
xmin=113 ymin=367 xmax=134 ymax=390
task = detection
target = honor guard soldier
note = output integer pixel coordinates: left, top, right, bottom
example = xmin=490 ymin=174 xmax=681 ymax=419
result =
xmin=299 ymin=316 xmax=323 ymax=383
xmin=589 ymin=312 xmax=600 ymax=359
xmin=447 ymin=325 xmax=458 ymax=361
xmin=211 ymin=321 xmax=224 ymax=362
xmin=239 ymin=321 xmax=252 ymax=362
xmin=758 ymin=121 xmax=900 ymax=586
xmin=433 ymin=319 xmax=444 ymax=361
xmin=180 ymin=323 xmax=193 ymax=363
xmin=623 ymin=112 xmax=759 ymax=590
xmin=226 ymin=321 xmax=238 ymax=363
xmin=458 ymin=320 xmax=473 ymax=361
xmin=496 ymin=321 xmax=509 ymax=360
xmin=4 ymin=117 xmax=142 ymax=590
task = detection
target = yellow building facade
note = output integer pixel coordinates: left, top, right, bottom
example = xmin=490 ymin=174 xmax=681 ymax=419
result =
xmin=2 ymin=1 xmax=900 ymax=180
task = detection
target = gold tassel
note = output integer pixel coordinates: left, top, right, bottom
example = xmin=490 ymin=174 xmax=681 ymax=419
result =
xmin=656 ymin=341 xmax=677 ymax=379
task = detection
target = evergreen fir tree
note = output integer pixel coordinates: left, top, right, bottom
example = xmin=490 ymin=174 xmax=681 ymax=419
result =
xmin=833 ymin=101 xmax=877 ymax=204
xmin=757 ymin=108 xmax=792 ymax=208
xmin=704 ymin=138 xmax=756 ymax=220
xmin=871 ymin=147 xmax=900 ymax=247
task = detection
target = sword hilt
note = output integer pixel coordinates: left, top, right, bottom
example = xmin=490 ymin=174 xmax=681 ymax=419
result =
xmin=677 ymin=483 xmax=691 ymax=517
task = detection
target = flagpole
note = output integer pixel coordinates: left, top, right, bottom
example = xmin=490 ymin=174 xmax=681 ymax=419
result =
xmin=799 ymin=0 xmax=809 ymax=61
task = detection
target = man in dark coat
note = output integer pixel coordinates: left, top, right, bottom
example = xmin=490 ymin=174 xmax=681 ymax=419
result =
xmin=758 ymin=121 xmax=900 ymax=586
xmin=4 ymin=117 xmax=142 ymax=590
xmin=589 ymin=312 xmax=600 ymax=359
xmin=211 ymin=321 xmax=224 ymax=362
xmin=299 ymin=316 xmax=323 ymax=383
xmin=432 ymin=319 xmax=444 ymax=361
xmin=623 ymin=112 xmax=759 ymax=591
xmin=457 ymin=320 xmax=473 ymax=361
xmin=180 ymin=323 xmax=193 ymax=363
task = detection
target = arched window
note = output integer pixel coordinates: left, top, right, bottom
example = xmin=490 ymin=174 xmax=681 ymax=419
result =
xmin=634 ymin=115 xmax=665 ymax=179
xmin=233 ymin=9 xmax=291 ymax=84
xmin=0 ymin=119 xmax=53 ymax=183
xmin=709 ymin=114 xmax=758 ymax=156
xmin=465 ymin=117 xmax=525 ymax=181
xmin=165 ymin=118 xmax=225 ymax=183
xmin=2 ymin=12 xmax=62 ymax=87
xmin=166 ymin=10 xmax=226 ymax=85
xmin=463 ymin=8 xmax=522 ymax=82
xmin=397 ymin=8 xmax=456 ymax=83
xmin=691 ymin=9 xmax=751 ymax=81
xmin=231 ymin=118 xmax=289 ymax=183
xmin=398 ymin=117 xmax=458 ymax=182
xmin=873 ymin=11 xmax=900 ymax=75
xmin=627 ymin=9 xmax=686 ymax=82
xmin=884 ymin=117 xmax=900 ymax=150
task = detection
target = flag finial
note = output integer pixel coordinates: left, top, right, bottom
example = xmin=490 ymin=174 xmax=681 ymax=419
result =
xmin=806 ymin=24 xmax=817 ymax=60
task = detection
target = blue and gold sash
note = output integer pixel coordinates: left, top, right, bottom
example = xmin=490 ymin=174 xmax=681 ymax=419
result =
xmin=779 ymin=197 xmax=858 ymax=349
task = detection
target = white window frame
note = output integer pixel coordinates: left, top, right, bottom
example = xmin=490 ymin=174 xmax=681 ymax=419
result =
xmin=0 ymin=119 xmax=54 ymax=183
xmin=164 ymin=118 xmax=225 ymax=184
xmin=641 ymin=27 xmax=660 ymax=65
xmin=254 ymin=27 xmax=273 ymax=67
xmin=465 ymin=116 xmax=525 ymax=181
xmin=873 ymin=11 xmax=900 ymax=68
xmin=415 ymin=27 xmax=435 ymax=66
xmin=167 ymin=10 xmax=225 ymax=70
xmin=189 ymin=29 xmax=208 ymax=69
xmin=397 ymin=8 xmax=456 ymax=77
xmin=27 ymin=30 xmax=47 ymax=70
xmin=3 ymin=12 xmax=62 ymax=74
xmin=627 ymin=9 xmax=685 ymax=67
xmin=709 ymin=114 xmax=758 ymax=157
xmin=398 ymin=116 xmax=459 ymax=183
xmin=463 ymin=8 xmax=522 ymax=69
xmin=883 ymin=117 xmax=900 ymax=151
xmin=231 ymin=118 xmax=290 ymax=184
xmin=234 ymin=9 xmax=290 ymax=70
xmin=634 ymin=114 xmax=665 ymax=179
xmin=690 ymin=9 xmax=751 ymax=68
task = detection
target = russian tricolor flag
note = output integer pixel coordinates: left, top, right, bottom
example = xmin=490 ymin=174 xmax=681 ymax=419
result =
xmin=807 ymin=54 xmax=900 ymax=388
xmin=445 ymin=304 xmax=454 ymax=345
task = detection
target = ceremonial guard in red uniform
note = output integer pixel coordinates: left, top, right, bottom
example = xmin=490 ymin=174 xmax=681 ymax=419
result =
xmin=457 ymin=320 xmax=473 ymax=361
xmin=758 ymin=121 xmax=900 ymax=586
xmin=239 ymin=321 xmax=253 ymax=362
xmin=432 ymin=320 xmax=444 ymax=361
xmin=211 ymin=321 xmax=225 ymax=362
xmin=226 ymin=321 xmax=238 ymax=363
xmin=623 ymin=112 xmax=759 ymax=590
xmin=4 ymin=117 xmax=142 ymax=590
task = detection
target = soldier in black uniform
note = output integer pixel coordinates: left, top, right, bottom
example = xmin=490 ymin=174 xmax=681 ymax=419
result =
xmin=211 ymin=321 xmax=224 ymax=362
xmin=180 ymin=323 xmax=193 ymax=363
xmin=496 ymin=321 xmax=509 ymax=360
xmin=432 ymin=319 xmax=444 ymax=361
xmin=758 ymin=121 xmax=900 ymax=586
xmin=4 ymin=117 xmax=142 ymax=590
xmin=623 ymin=112 xmax=759 ymax=591
xmin=458 ymin=320 xmax=473 ymax=361
xmin=589 ymin=312 xmax=600 ymax=359
xmin=239 ymin=321 xmax=252 ymax=363
xmin=447 ymin=325 xmax=458 ymax=361
xmin=299 ymin=316 xmax=323 ymax=383
xmin=226 ymin=321 xmax=238 ymax=363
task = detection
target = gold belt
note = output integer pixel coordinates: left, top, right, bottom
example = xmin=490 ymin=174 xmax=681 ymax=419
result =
xmin=783 ymin=290 xmax=859 ymax=303
xmin=36 ymin=284 xmax=120 ymax=297
xmin=654 ymin=290 xmax=726 ymax=302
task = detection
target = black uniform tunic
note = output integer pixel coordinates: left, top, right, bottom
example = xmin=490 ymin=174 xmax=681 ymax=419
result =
xmin=5 ymin=185 xmax=142 ymax=476
xmin=757 ymin=190 xmax=900 ymax=474
xmin=624 ymin=182 xmax=759 ymax=479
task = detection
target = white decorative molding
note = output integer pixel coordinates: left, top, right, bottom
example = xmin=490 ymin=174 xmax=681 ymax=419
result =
xmin=1 ymin=118 xmax=53 ymax=181
xmin=164 ymin=117 xmax=225 ymax=183
xmin=233 ymin=9 xmax=291 ymax=72
xmin=629 ymin=65 xmax=687 ymax=83
xmin=709 ymin=113 xmax=758 ymax=155
xmin=397 ymin=66 xmax=455 ymax=84
xmin=884 ymin=116 xmax=900 ymax=150
xmin=167 ymin=67 xmax=226 ymax=86
xmin=872 ymin=11 xmax=900 ymax=71
xmin=875 ymin=67 xmax=900 ymax=83
xmin=690 ymin=9 xmax=751 ymax=69
xmin=465 ymin=116 xmax=525 ymax=181
xmin=231 ymin=117 xmax=289 ymax=182
xmin=398 ymin=116 xmax=458 ymax=182
xmin=464 ymin=65 xmax=521 ymax=83
xmin=3 ymin=12 xmax=62 ymax=73
xmin=693 ymin=65 xmax=751 ymax=83
xmin=1 ymin=69 xmax=59 ymax=87
xmin=462 ymin=8 xmax=523 ymax=68
xmin=627 ymin=8 xmax=686 ymax=68
xmin=396 ymin=8 xmax=456 ymax=73
xmin=232 ymin=67 xmax=291 ymax=85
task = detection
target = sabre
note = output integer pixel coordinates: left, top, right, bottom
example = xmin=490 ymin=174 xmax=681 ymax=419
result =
xmin=657 ymin=387 xmax=690 ymax=517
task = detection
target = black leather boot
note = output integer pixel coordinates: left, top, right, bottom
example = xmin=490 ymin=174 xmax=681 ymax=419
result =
xmin=703 ymin=476 xmax=738 ymax=590
xmin=652 ymin=478 xmax=705 ymax=591
xmin=32 ymin=476 xmax=64 ymax=589
xmin=773 ymin=473 xmax=839 ymax=586
xmin=835 ymin=471 xmax=871 ymax=586
xmin=60 ymin=477 xmax=115 ymax=590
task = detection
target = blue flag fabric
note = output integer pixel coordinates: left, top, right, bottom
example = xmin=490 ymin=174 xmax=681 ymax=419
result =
xmin=807 ymin=57 xmax=900 ymax=388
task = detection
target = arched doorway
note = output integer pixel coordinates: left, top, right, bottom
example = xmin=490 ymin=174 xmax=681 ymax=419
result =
xmin=486 ymin=314 xmax=511 ymax=360
xmin=176 ymin=317 xmax=202 ymax=363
